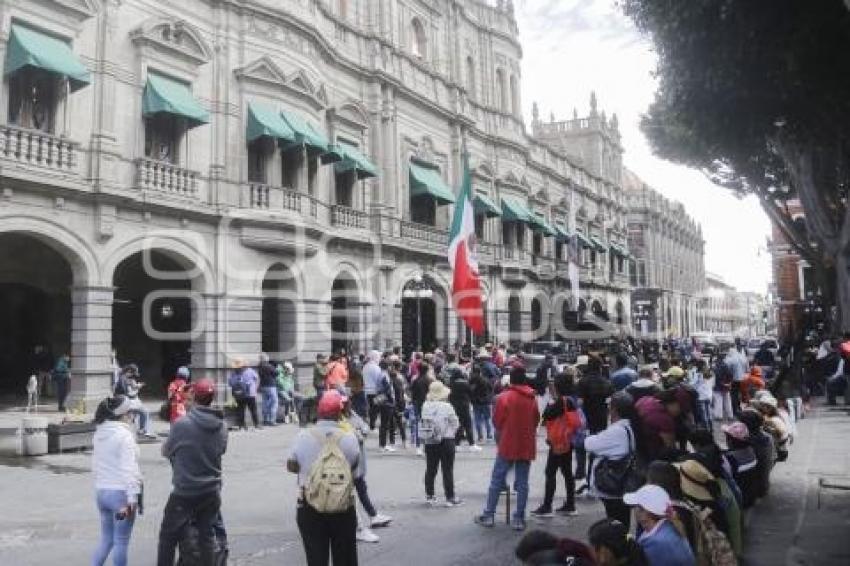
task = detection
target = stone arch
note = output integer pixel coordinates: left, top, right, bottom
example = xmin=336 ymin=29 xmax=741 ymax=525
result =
xmin=261 ymin=262 xmax=301 ymax=361
xmin=103 ymin=233 xmax=215 ymax=293
xmin=0 ymin=215 xmax=99 ymax=286
xmin=336 ymin=99 xmax=371 ymax=130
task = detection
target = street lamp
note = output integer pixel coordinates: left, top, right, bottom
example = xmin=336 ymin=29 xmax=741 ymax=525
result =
xmin=403 ymin=275 xmax=433 ymax=350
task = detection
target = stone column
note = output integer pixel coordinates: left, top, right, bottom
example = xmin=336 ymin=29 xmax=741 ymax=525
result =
xmin=68 ymin=286 xmax=114 ymax=412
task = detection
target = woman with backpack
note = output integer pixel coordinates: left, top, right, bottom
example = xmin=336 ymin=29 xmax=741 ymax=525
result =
xmin=531 ymin=373 xmax=581 ymax=518
xmin=91 ymin=395 xmax=143 ymax=566
xmin=228 ymin=358 xmax=261 ymax=430
xmin=420 ymin=381 xmax=462 ymax=506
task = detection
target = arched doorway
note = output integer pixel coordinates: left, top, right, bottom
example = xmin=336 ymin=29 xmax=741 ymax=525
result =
xmin=577 ymin=299 xmax=587 ymax=323
xmin=262 ymin=264 xmax=298 ymax=361
xmin=402 ymin=276 xmax=438 ymax=354
xmin=0 ymin=234 xmax=72 ymax=394
xmin=508 ymin=294 xmax=522 ymax=343
xmin=591 ymin=300 xmax=605 ymax=321
xmin=615 ymin=300 xmax=625 ymax=325
xmin=531 ymin=298 xmax=542 ymax=338
xmin=331 ymin=272 xmax=359 ymax=355
xmin=112 ymin=250 xmax=197 ymax=393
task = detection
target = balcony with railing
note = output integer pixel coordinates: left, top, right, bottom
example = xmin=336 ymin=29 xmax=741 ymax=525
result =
xmin=136 ymin=158 xmax=199 ymax=198
xmin=0 ymin=124 xmax=79 ymax=175
xmin=242 ymin=184 xmax=320 ymax=219
xmin=331 ymin=204 xmax=369 ymax=230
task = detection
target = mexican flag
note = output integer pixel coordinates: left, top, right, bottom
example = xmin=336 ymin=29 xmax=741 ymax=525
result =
xmin=448 ymin=154 xmax=485 ymax=335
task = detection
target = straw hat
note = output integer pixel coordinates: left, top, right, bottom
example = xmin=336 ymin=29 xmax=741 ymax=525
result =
xmin=675 ymin=459 xmax=715 ymax=502
xmin=426 ymin=381 xmax=450 ymax=402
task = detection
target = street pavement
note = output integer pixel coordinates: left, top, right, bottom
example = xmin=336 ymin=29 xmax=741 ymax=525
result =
xmin=1 ymin=402 xmax=849 ymax=565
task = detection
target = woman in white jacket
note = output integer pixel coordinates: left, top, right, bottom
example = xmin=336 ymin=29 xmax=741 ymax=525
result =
xmin=420 ymin=381 xmax=462 ymax=506
xmin=91 ymin=396 xmax=142 ymax=566
xmin=584 ymin=391 xmax=642 ymax=530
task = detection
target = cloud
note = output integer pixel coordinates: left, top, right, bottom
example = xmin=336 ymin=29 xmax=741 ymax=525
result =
xmin=515 ymin=1 xmax=772 ymax=294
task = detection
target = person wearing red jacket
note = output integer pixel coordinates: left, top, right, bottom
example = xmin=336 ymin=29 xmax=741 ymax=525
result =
xmin=475 ymin=366 xmax=540 ymax=531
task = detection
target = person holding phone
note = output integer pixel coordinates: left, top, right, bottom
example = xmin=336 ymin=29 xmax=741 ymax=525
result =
xmin=91 ymin=395 xmax=143 ymax=566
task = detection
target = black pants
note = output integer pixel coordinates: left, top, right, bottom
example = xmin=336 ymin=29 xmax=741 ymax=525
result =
xmin=367 ymin=394 xmax=378 ymax=429
xmin=454 ymin=404 xmax=475 ymax=446
xmin=353 ymin=476 xmax=376 ymax=517
xmin=55 ymin=378 xmax=69 ymax=411
xmin=393 ymin=410 xmax=407 ymax=445
xmin=378 ymin=404 xmax=394 ymax=447
xmin=235 ymin=396 xmax=260 ymax=428
xmin=730 ymin=385 xmax=742 ymax=417
xmin=424 ymin=439 xmax=456 ymax=499
xmin=602 ymin=497 xmax=631 ymax=531
xmin=543 ymin=448 xmax=575 ymax=508
xmin=157 ymin=491 xmax=221 ymax=566
xmin=296 ymin=502 xmax=358 ymax=566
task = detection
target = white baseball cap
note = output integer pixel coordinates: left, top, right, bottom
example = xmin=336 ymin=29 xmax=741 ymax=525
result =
xmin=623 ymin=484 xmax=671 ymax=516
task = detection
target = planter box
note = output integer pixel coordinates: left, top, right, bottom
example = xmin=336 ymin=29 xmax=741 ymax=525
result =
xmin=47 ymin=422 xmax=95 ymax=453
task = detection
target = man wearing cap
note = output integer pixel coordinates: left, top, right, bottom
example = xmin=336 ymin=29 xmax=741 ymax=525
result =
xmin=157 ymin=378 xmax=228 ymax=566
xmin=722 ymin=421 xmax=759 ymax=509
xmin=623 ymin=484 xmax=695 ymax=566
xmin=287 ymin=390 xmax=360 ymax=566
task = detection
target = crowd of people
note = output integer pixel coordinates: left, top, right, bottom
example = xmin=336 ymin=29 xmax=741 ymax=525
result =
xmin=85 ymin=331 xmax=850 ymax=566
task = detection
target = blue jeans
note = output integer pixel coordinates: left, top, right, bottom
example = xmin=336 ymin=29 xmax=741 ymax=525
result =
xmin=92 ymin=489 xmax=135 ymax=566
xmin=261 ymin=386 xmax=279 ymax=425
xmin=473 ymin=404 xmax=493 ymax=441
xmin=482 ymin=456 xmax=531 ymax=520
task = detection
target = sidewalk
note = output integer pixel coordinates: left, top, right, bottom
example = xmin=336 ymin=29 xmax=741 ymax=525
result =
xmin=744 ymin=403 xmax=850 ymax=565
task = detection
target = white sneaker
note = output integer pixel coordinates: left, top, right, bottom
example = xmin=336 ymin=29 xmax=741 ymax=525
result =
xmin=416 ymin=446 xmax=424 ymax=457
xmin=469 ymin=444 xmax=483 ymax=452
xmin=370 ymin=513 xmax=393 ymax=528
xmin=356 ymin=528 xmax=379 ymax=543
xmin=382 ymin=446 xmax=397 ymax=453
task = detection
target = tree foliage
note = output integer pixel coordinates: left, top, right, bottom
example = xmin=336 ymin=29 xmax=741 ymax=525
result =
xmin=622 ymin=0 xmax=850 ymax=330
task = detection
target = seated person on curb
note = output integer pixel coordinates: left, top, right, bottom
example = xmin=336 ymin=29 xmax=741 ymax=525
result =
xmin=624 ymin=484 xmax=695 ymax=566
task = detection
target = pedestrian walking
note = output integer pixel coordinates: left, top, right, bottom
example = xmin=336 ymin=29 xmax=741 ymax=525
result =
xmin=531 ymin=373 xmax=581 ymax=518
xmin=166 ymin=366 xmax=191 ymax=424
xmin=420 ymin=380 xmax=462 ymax=506
xmin=258 ymin=353 xmax=279 ymax=426
xmin=91 ymin=395 xmax=143 ymax=566
xmin=475 ymin=366 xmax=540 ymax=531
xmin=277 ymin=362 xmax=301 ymax=423
xmin=52 ymin=353 xmax=71 ymax=412
xmin=575 ymin=354 xmax=614 ymax=484
xmin=375 ymin=361 xmax=397 ymax=452
xmin=409 ymin=360 xmax=434 ymax=457
xmin=389 ymin=361 xmax=408 ymax=449
xmin=313 ymin=354 xmax=329 ymax=398
xmin=114 ymin=364 xmax=156 ymax=439
xmin=156 ymin=378 xmax=228 ymax=566
xmin=287 ymin=390 xmax=360 ymax=566
xmin=228 ymin=358 xmax=261 ymax=430
xmin=362 ymin=351 xmax=382 ymax=427
xmin=448 ymin=367 xmax=479 ymax=451
xmin=26 ymin=374 xmax=38 ymax=411
xmin=469 ymin=360 xmax=495 ymax=443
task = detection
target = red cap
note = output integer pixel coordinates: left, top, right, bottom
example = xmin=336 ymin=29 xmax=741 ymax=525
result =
xmin=840 ymin=341 xmax=850 ymax=358
xmin=317 ymin=390 xmax=347 ymax=418
xmin=192 ymin=378 xmax=216 ymax=397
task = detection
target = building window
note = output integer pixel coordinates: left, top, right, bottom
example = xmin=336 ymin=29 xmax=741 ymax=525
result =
xmin=475 ymin=214 xmax=485 ymax=240
xmin=282 ymin=146 xmax=303 ymax=189
xmin=555 ymin=241 xmax=564 ymax=260
xmin=510 ymin=74 xmax=519 ymax=117
xmin=466 ymin=56 xmax=476 ymax=99
xmin=411 ymin=18 xmax=427 ymax=59
xmin=8 ymin=69 xmax=58 ymax=132
xmin=496 ymin=68 xmax=507 ymax=112
xmin=411 ymin=195 xmax=436 ymax=225
xmin=144 ymin=114 xmax=181 ymax=164
xmin=247 ymin=139 xmax=268 ymax=183
xmin=335 ymin=170 xmax=355 ymax=207
xmin=533 ymin=233 xmax=543 ymax=256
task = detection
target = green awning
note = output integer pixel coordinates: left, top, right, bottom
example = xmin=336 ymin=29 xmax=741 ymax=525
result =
xmin=473 ymin=193 xmax=502 ymax=217
xmin=142 ymin=73 xmax=209 ymax=128
xmin=554 ymin=224 xmax=572 ymax=241
xmin=280 ymin=110 xmax=330 ymax=153
xmin=4 ymin=24 xmax=90 ymax=91
xmin=590 ymin=236 xmax=607 ymax=252
xmin=576 ymin=232 xmax=593 ymax=248
xmin=410 ymin=162 xmax=456 ymax=204
xmin=246 ymin=102 xmax=296 ymax=143
xmin=501 ymin=196 xmax=533 ymax=223
xmin=334 ymin=142 xmax=378 ymax=179
xmin=531 ymin=213 xmax=556 ymax=236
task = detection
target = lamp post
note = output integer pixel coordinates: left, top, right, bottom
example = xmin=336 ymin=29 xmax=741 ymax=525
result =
xmin=403 ymin=275 xmax=433 ymax=350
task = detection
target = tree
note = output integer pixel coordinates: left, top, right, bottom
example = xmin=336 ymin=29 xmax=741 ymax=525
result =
xmin=622 ymin=0 xmax=850 ymax=331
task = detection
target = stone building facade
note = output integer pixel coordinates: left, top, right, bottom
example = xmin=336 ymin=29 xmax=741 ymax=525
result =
xmin=0 ymin=0 xmax=633 ymax=405
xmin=624 ymin=170 xmax=706 ymax=339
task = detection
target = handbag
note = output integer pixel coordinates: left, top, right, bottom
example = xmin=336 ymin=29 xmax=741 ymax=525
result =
xmin=594 ymin=425 xmax=645 ymax=496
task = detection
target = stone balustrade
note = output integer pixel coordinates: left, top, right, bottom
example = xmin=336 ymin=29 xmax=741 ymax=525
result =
xmin=0 ymin=124 xmax=77 ymax=172
xmin=136 ymin=158 xmax=198 ymax=197
xmin=330 ymin=204 xmax=368 ymax=229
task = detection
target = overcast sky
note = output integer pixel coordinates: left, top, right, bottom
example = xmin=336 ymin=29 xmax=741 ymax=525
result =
xmin=515 ymin=0 xmax=772 ymax=294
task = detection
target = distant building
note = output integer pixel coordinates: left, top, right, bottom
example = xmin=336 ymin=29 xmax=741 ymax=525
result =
xmin=624 ymin=170 xmax=706 ymax=339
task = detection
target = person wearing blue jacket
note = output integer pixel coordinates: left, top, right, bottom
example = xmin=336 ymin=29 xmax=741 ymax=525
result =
xmin=624 ymin=485 xmax=695 ymax=566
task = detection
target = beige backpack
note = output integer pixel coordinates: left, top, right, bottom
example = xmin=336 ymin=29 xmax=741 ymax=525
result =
xmin=304 ymin=430 xmax=354 ymax=513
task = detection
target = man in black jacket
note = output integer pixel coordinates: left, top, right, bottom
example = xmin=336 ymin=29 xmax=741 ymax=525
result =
xmin=469 ymin=363 xmax=495 ymax=443
xmin=157 ymin=378 xmax=228 ymax=566
xmin=574 ymin=354 xmax=614 ymax=483
xmin=448 ymin=368 xmax=479 ymax=451
xmin=410 ymin=363 xmax=434 ymax=457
